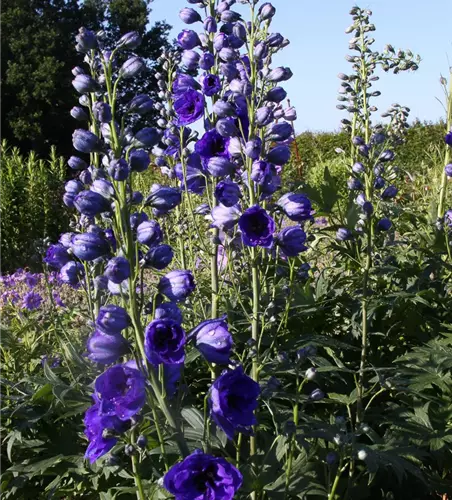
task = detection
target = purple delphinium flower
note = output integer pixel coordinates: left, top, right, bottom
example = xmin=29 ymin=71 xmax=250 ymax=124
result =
xmin=144 ymin=319 xmax=186 ymax=365
xmin=74 ymin=190 xmax=110 ymax=217
xmin=153 ymin=302 xmax=183 ymax=325
xmin=24 ymin=273 xmax=39 ymax=288
xmin=191 ymin=318 xmax=233 ymax=364
xmin=211 ymin=204 xmax=241 ymax=230
xmin=239 ymin=205 xmax=275 ymax=248
xmin=84 ymin=402 xmax=130 ymax=463
xmin=277 ymin=192 xmax=312 ymax=222
xmin=71 ymin=233 xmax=110 ymax=261
xmin=174 ymin=90 xmax=205 ymax=126
xmin=52 ymin=293 xmax=65 ymax=308
xmin=376 ymin=218 xmax=392 ymax=231
xmin=201 ymin=73 xmax=222 ymax=96
xmin=158 ymin=270 xmax=196 ymax=302
xmin=43 ymin=244 xmax=71 ymax=269
xmin=381 ymin=185 xmax=398 ymax=199
xmin=195 ymin=129 xmax=230 ymax=163
xmin=143 ymin=244 xmax=174 ymax=270
xmin=215 ymin=180 xmax=241 ymax=207
xmin=163 ymin=450 xmax=243 ymax=499
xmin=177 ymin=29 xmax=201 ymax=50
xmin=94 ymin=364 xmax=146 ymax=420
xmin=59 ymin=261 xmax=84 ymax=285
xmin=136 ymin=220 xmax=163 ymax=247
xmin=209 ymin=366 xmax=260 ymax=440
xmin=87 ymin=330 xmax=130 ymax=364
xmin=145 ymin=184 xmax=182 ymax=213
xmin=276 ymin=226 xmax=308 ymax=257
xmin=96 ymin=305 xmax=131 ymax=335
xmin=179 ymin=7 xmax=202 ymax=24
xmin=445 ymin=130 xmax=452 ymax=147
xmin=104 ymin=257 xmax=131 ymax=284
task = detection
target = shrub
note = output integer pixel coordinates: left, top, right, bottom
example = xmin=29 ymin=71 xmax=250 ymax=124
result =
xmin=0 ymin=142 xmax=69 ymax=272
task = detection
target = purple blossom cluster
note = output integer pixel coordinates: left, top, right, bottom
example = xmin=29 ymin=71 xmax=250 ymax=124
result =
xmin=0 ymin=268 xmax=71 ymax=312
xmin=38 ymin=1 xmax=319 ymax=497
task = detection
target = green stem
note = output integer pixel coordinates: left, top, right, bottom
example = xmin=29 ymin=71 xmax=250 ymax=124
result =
xmin=328 ymin=457 xmax=345 ymax=500
xmin=437 ymin=73 xmax=452 ymax=221
xmin=131 ymin=454 xmax=146 ymax=500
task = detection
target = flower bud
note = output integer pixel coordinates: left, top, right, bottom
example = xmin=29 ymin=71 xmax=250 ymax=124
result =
xmin=376 ymin=218 xmax=392 ymax=231
xmin=191 ymin=318 xmax=233 ymax=364
xmin=381 ymin=185 xmax=398 ymax=199
xmin=255 ymin=106 xmax=274 ymax=127
xmin=179 ymin=7 xmax=202 ymax=24
xmin=276 ymin=226 xmax=307 ymax=256
xmin=137 ymin=220 xmax=163 ymax=247
xmin=105 ymin=257 xmax=131 ymax=284
xmin=267 ymin=145 xmax=291 ymax=165
xmin=145 ymin=184 xmax=182 ymax=212
xmin=266 ymin=86 xmax=287 ymax=103
xmin=72 ymin=66 xmax=85 ymax=76
xmin=153 ymin=302 xmax=183 ymax=324
xmin=128 ymin=94 xmax=154 ymax=115
xmin=177 ymin=29 xmax=201 ymax=50
xmin=213 ymin=100 xmax=236 ymax=117
xmin=72 ymin=74 xmax=97 ymax=94
xmin=259 ymin=2 xmax=276 ymax=20
xmin=68 ymin=156 xmax=88 ymax=171
xmin=107 ymin=158 xmax=129 ymax=181
xmin=134 ymin=127 xmax=161 ymax=148
xmin=267 ymin=67 xmax=292 ymax=82
xmin=277 ymin=192 xmax=312 ymax=222
xmin=216 ymin=118 xmax=239 ymax=137
xmin=143 ymin=244 xmax=174 ymax=270
xmin=221 ymin=10 xmax=241 ymax=22
xmin=59 ymin=261 xmax=84 ymax=285
xmin=91 ymin=179 xmax=114 ymax=200
xmin=96 ymin=305 xmax=131 ymax=334
xmin=215 ymin=180 xmax=241 ymax=207
xmin=305 ymin=367 xmax=317 ymax=380
xmin=93 ymin=102 xmax=112 ymax=123
xmin=87 ymin=330 xmax=130 ymax=364
xmin=71 ymin=233 xmax=110 ymax=261
xmin=266 ymin=122 xmax=292 ymax=142
xmin=199 ymin=52 xmax=215 ymax=70
xmin=309 ymin=388 xmax=325 ymax=401
xmin=120 ymin=56 xmax=145 ymax=78
xmin=207 ymin=157 xmax=235 ymax=177
xmin=70 ymin=106 xmax=89 ymax=121
xmin=158 ymin=270 xmax=196 ymax=302
xmin=181 ymin=50 xmax=200 ymax=70
xmin=245 ymin=137 xmax=262 ymax=160
xmin=72 ymin=129 xmax=102 ymax=154
xmin=74 ymin=190 xmax=110 ymax=216
xmin=204 ymin=16 xmax=217 ymax=33
xmin=130 ymin=149 xmax=150 ymax=172
xmin=336 ymin=228 xmax=353 ymax=241
xmin=75 ymin=27 xmax=97 ymax=52
xmin=117 ymin=31 xmax=142 ymax=50
xmin=445 ymin=164 xmax=452 ymax=177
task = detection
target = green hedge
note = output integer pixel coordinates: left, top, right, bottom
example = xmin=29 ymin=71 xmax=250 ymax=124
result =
xmin=0 ymin=142 xmax=69 ymax=272
xmin=290 ymin=120 xmax=445 ymax=181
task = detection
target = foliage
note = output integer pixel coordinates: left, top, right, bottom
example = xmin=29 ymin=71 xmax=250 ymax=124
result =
xmin=288 ymin=122 xmax=446 ymax=190
xmin=0 ymin=142 xmax=69 ymax=272
xmin=1 ymin=3 xmax=452 ymax=500
xmin=0 ymin=0 xmax=170 ymax=156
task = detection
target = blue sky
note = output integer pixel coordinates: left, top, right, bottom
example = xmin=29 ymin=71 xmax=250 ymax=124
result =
xmin=149 ymin=0 xmax=452 ymax=132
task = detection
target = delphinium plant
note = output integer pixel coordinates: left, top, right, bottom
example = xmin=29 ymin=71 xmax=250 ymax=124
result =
xmin=39 ymin=1 xmax=320 ymax=498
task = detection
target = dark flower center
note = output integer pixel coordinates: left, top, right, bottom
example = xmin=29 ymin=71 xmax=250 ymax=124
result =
xmin=249 ymin=214 xmax=268 ymax=234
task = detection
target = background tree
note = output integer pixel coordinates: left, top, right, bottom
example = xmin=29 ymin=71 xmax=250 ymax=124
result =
xmin=1 ymin=0 xmax=170 ymax=156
